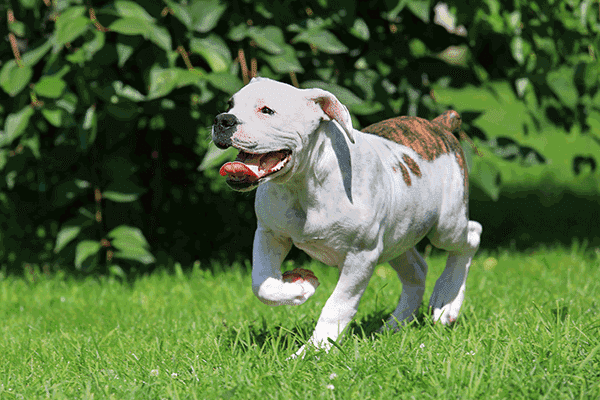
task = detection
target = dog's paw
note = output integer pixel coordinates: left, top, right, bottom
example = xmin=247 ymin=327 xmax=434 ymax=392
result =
xmin=282 ymin=268 xmax=319 ymax=287
xmin=281 ymin=268 xmax=319 ymax=306
xmin=430 ymin=304 xmax=459 ymax=325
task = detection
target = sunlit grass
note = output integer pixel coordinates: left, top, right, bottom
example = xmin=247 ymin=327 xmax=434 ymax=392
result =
xmin=1 ymin=244 xmax=599 ymax=399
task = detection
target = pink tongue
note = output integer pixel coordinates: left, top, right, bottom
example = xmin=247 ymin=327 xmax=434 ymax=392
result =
xmin=219 ymin=161 xmax=259 ymax=178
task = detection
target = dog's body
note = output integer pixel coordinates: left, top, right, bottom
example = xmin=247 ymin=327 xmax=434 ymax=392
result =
xmin=213 ymin=78 xmax=482 ymax=356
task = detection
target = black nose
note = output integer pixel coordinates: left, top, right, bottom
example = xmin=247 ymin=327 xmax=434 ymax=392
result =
xmin=214 ymin=113 xmax=238 ymax=130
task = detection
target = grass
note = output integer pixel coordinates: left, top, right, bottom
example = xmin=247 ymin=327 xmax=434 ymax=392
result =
xmin=1 ymin=243 xmax=600 ymax=399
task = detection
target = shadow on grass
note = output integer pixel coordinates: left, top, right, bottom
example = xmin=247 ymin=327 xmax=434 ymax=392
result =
xmin=224 ymin=307 xmax=440 ymax=354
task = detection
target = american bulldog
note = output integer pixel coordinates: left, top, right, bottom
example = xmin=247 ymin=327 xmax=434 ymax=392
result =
xmin=212 ymin=77 xmax=482 ymax=356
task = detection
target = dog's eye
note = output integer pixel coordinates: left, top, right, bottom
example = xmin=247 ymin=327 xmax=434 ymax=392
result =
xmin=259 ymin=106 xmax=275 ymax=115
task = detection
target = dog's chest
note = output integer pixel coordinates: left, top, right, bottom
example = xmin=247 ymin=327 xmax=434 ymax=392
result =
xmin=255 ymin=185 xmax=352 ymax=266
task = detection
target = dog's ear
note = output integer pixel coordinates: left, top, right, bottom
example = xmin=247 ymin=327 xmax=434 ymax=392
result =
xmin=305 ymin=89 xmax=355 ymax=144
xmin=249 ymin=76 xmax=266 ymax=84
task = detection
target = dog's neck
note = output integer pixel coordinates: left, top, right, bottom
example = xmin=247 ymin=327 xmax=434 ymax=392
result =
xmin=277 ymin=120 xmax=356 ymax=207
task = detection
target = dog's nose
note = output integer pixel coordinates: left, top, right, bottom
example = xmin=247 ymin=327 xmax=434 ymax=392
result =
xmin=214 ymin=113 xmax=238 ymax=130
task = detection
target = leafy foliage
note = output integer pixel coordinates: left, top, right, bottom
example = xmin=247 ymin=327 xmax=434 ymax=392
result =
xmin=0 ymin=0 xmax=598 ymax=272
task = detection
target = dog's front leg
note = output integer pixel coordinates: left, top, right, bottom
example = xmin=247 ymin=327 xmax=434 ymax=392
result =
xmin=295 ymin=252 xmax=377 ymax=356
xmin=252 ymin=226 xmax=317 ymax=306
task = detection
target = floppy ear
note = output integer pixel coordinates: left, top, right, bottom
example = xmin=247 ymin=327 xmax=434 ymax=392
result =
xmin=304 ymin=89 xmax=355 ymax=144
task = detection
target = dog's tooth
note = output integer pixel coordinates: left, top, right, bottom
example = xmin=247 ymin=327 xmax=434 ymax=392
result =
xmin=246 ymin=164 xmax=260 ymax=175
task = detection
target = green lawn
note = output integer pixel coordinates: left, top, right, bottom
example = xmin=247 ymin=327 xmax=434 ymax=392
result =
xmin=1 ymin=244 xmax=599 ymax=399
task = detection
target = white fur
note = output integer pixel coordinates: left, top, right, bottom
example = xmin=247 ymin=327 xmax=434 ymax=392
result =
xmin=213 ymin=78 xmax=482 ymax=357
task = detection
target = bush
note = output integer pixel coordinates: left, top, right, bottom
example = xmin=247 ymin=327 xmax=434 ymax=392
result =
xmin=1 ymin=0 xmax=598 ymax=273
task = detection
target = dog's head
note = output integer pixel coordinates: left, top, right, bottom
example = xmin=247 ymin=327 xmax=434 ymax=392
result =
xmin=212 ymin=77 xmax=354 ymax=191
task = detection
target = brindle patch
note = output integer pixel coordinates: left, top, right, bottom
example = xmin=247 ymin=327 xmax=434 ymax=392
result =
xmin=397 ymin=162 xmax=411 ymax=186
xmin=402 ymin=154 xmax=421 ymax=177
xmin=362 ymin=110 xmax=468 ymax=203
xmin=433 ymin=110 xmax=462 ymax=133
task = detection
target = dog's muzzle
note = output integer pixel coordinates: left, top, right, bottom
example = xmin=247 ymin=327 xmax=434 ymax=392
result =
xmin=213 ymin=113 xmax=238 ymax=149
xmin=212 ymin=113 xmax=292 ymax=191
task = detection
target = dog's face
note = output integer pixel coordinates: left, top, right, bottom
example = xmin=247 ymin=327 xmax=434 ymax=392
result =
xmin=212 ymin=77 xmax=354 ymax=191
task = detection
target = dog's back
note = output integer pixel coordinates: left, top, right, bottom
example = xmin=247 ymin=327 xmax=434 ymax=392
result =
xmin=360 ymin=110 xmax=462 ymax=161
xmin=361 ymin=110 xmax=468 ymax=195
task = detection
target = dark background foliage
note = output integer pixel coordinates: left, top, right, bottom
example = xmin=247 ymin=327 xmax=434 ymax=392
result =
xmin=1 ymin=0 xmax=599 ymax=275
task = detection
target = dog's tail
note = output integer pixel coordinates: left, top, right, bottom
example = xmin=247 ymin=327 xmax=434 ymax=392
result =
xmin=433 ymin=110 xmax=482 ymax=157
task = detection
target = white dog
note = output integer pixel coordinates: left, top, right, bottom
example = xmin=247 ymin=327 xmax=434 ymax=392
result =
xmin=213 ymin=77 xmax=482 ymax=356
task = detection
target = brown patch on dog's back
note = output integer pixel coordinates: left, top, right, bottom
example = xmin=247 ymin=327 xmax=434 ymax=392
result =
xmin=362 ymin=110 xmax=468 ymax=202
xmin=402 ymin=154 xmax=421 ymax=177
xmin=394 ymin=162 xmax=411 ymax=186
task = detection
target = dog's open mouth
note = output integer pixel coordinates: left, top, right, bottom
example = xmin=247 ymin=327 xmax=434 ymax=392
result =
xmin=219 ymin=149 xmax=292 ymax=190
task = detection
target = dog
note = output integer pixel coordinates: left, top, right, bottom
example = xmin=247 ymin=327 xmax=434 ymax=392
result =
xmin=212 ymin=77 xmax=482 ymax=356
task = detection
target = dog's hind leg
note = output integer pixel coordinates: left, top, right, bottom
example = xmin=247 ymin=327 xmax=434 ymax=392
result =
xmin=429 ymin=220 xmax=482 ymax=324
xmin=383 ymin=247 xmax=428 ymax=330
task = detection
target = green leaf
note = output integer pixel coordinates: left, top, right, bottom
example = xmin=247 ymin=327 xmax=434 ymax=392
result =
xmin=109 ymin=264 xmax=127 ymax=279
xmin=293 ymin=29 xmax=349 ymax=54
xmin=113 ymin=81 xmax=145 ymax=101
xmin=547 ymin=67 xmax=578 ymax=109
xmin=511 ymin=36 xmax=531 ymax=66
xmin=190 ymin=35 xmax=231 ymax=72
xmin=21 ymin=39 xmax=52 ymax=67
xmin=0 ymin=150 xmax=8 ymax=171
xmin=21 ymin=136 xmax=41 ymax=159
xmin=147 ymin=66 xmax=180 ymax=100
xmin=0 ymin=61 xmax=33 ymax=97
xmin=56 ymin=13 xmax=90 ymax=46
xmin=228 ymin=23 xmax=248 ymax=41
xmin=350 ymin=18 xmax=370 ymax=41
xmin=407 ymin=0 xmax=431 ymax=23
xmin=66 ymin=30 xmax=106 ymax=64
xmin=103 ymin=181 xmax=146 ymax=203
xmin=54 ymin=226 xmax=81 ymax=253
xmin=102 ymin=191 xmax=139 ymax=202
xmin=302 ymin=81 xmax=363 ymax=109
xmin=385 ymin=0 xmax=410 ymax=20
xmin=149 ymin=25 xmax=172 ymax=51
xmin=9 ymin=21 xmax=26 ymax=37
xmin=165 ymin=0 xmax=193 ymax=29
xmin=112 ymin=245 xmax=156 ymax=265
xmin=409 ymin=38 xmax=428 ymax=58
xmin=473 ymin=160 xmax=500 ymax=201
xmin=263 ymin=44 xmax=304 ymax=73
xmin=108 ymin=225 xmax=150 ymax=248
xmin=34 ymin=76 xmax=67 ymax=98
xmin=1 ymin=106 xmax=34 ymax=147
xmin=178 ymin=70 xmax=204 ymax=87
xmin=248 ymin=26 xmax=285 ymax=54
xmin=41 ymin=107 xmax=64 ymax=127
xmin=205 ymin=72 xmax=243 ymax=94
xmin=108 ymin=225 xmax=155 ymax=265
xmin=109 ymin=18 xmax=152 ymax=36
xmin=575 ymin=61 xmax=599 ymax=91
xmin=351 ymin=101 xmax=384 ymax=115
xmin=75 ymin=240 xmax=101 ymax=269
xmin=190 ymin=0 xmax=227 ymax=33
xmin=83 ymin=105 xmax=97 ymax=130
xmin=114 ymin=0 xmax=155 ymax=22
xmin=19 ymin=0 xmax=38 ymax=8
xmin=57 ymin=93 xmax=78 ymax=114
